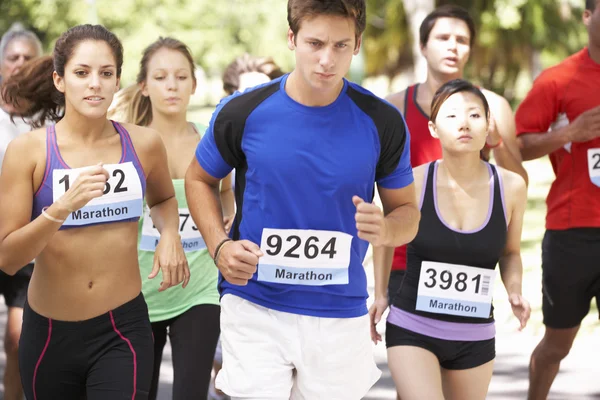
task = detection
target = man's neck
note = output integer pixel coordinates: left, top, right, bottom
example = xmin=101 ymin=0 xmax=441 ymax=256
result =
xmin=285 ymin=70 xmax=343 ymax=107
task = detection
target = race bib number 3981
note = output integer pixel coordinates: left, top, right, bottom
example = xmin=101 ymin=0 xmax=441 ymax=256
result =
xmin=257 ymin=228 xmax=352 ymax=286
xmin=52 ymin=162 xmax=143 ymax=226
xmin=416 ymin=261 xmax=496 ymax=319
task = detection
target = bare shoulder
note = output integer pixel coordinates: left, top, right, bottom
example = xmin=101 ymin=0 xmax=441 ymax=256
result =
xmin=385 ymin=89 xmax=407 ymax=114
xmin=119 ymin=122 xmax=163 ymax=154
xmin=5 ymin=128 xmax=46 ymax=163
xmin=411 ymin=163 xmax=431 ymax=200
xmin=497 ymin=166 xmax=526 ymax=206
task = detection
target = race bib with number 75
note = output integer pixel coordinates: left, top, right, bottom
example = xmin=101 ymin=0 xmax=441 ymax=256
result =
xmin=258 ymin=228 xmax=353 ymax=286
xmin=139 ymin=206 xmax=206 ymax=253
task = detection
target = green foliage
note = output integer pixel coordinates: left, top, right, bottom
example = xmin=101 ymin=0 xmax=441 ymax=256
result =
xmin=0 ymin=0 xmax=591 ymax=101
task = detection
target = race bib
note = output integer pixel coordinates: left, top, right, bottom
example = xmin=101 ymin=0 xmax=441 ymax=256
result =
xmin=139 ymin=206 xmax=206 ymax=253
xmin=52 ymin=162 xmax=143 ymax=226
xmin=416 ymin=261 xmax=496 ymax=319
xmin=587 ymin=148 xmax=600 ymax=187
xmin=258 ymin=228 xmax=352 ymax=286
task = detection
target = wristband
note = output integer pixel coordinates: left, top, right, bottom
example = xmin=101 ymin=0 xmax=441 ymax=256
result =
xmin=485 ymin=137 xmax=503 ymax=149
xmin=42 ymin=209 xmax=65 ymax=223
xmin=213 ymin=238 xmax=233 ymax=265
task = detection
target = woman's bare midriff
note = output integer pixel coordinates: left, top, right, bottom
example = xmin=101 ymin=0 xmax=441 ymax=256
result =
xmin=27 ymin=222 xmax=144 ymax=321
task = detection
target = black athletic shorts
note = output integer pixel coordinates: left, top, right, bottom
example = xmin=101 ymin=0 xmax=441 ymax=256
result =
xmin=0 ymin=263 xmax=33 ymax=308
xmin=386 ymin=323 xmax=495 ymax=370
xmin=541 ymin=228 xmax=600 ymax=329
xmin=388 ymin=269 xmax=405 ymax=305
xmin=19 ymin=292 xmax=154 ymax=399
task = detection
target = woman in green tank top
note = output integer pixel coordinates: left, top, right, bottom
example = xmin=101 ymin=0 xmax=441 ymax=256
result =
xmin=125 ymin=37 xmax=234 ymax=400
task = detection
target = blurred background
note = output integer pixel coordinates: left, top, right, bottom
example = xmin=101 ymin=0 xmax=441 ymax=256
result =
xmin=1 ymin=1 xmax=599 ymax=399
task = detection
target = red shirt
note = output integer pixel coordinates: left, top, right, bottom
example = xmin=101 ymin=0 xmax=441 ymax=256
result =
xmin=515 ymin=49 xmax=600 ymax=230
xmin=392 ymin=84 xmax=443 ymax=270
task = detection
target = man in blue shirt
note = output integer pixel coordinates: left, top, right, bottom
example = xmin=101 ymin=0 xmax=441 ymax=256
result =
xmin=186 ymin=1 xmax=420 ymax=398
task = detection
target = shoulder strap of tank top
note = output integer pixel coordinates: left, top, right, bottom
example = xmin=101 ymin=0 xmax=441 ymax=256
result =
xmin=421 ymin=161 xmax=437 ymax=213
xmin=404 ymin=85 xmax=416 ymax=116
xmin=488 ymin=163 xmax=508 ymax=226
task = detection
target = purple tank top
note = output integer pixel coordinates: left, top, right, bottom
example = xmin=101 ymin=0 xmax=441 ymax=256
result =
xmin=32 ymin=121 xmax=147 ymax=230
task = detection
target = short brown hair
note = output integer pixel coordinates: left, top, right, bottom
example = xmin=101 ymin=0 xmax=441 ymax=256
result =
xmin=430 ymin=79 xmax=490 ymax=123
xmin=222 ymin=54 xmax=283 ymax=95
xmin=287 ymin=0 xmax=366 ymax=45
xmin=420 ymin=5 xmax=476 ymax=48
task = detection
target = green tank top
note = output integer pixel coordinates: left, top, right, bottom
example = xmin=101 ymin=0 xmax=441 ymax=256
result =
xmin=137 ymin=123 xmax=219 ymax=322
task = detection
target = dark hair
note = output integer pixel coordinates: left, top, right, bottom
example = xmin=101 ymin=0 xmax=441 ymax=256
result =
xmin=1 ymin=24 xmax=123 ymax=127
xmin=2 ymin=56 xmax=60 ymax=127
xmin=586 ymin=0 xmax=596 ymax=11
xmin=287 ymin=0 xmax=366 ymax=45
xmin=430 ymin=79 xmax=490 ymax=123
xmin=222 ymin=54 xmax=284 ymax=95
xmin=128 ymin=37 xmax=197 ymax=126
xmin=419 ymin=5 xmax=476 ymax=48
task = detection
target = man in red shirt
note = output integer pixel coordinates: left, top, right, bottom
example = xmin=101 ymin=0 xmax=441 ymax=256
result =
xmin=515 ymin=1 xmax=600 ymax=399
xmin=373 ymin=5 xmax=527 ymax=318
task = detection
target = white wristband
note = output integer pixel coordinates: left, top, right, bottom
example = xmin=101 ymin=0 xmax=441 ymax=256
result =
xmin=42 ymin=209 xmax=65 ymax=224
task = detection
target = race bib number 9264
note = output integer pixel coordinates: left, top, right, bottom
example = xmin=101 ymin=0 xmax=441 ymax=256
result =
xmin=257 ymin=228 xmax=352 ymax=286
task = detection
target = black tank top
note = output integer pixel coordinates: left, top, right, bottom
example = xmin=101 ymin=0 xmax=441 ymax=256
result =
xmin=393 ymin=161 xmax=508 ymax=324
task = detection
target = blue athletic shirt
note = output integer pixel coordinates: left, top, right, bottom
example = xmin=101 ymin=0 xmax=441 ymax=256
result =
xmin=195 ymin=74 xmax=413 ymax=318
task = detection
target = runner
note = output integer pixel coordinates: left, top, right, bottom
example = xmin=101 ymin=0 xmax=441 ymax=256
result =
xmin=515 ymin=1 xmax=600 ymax=399
xmin=373 ymin=5 xmax=528 ymax=347
xmin=0 ymin=25 xmax=42 ymax=400
xmin=382 ymin=79 xmax=530 ymax=400
xmin=209 ymin=53 xmax=283 ymax=400
xmin=128 ymin=37 xmax=231 ymax=400
xmin=0 ymin=24 xmax=189 ymax=399
xmin=185 ymin=1 xmax=420 ymax=398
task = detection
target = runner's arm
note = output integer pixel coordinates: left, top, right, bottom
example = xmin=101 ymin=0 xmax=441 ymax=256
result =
xmin=498 ymin=170 xmax=527 ymax=296
xmin=186 ymin=159 xmax=229 ymax=256
xmin=488 ymin=96 xmax=529 ymax=185
xmin=220 ymin=173 xmax=235 ymax=219
xmin=142 ymin=129 xmax=179 ymax=237
xmin=372 ymin=246 xmax=394 ymax=300
xmin=0 ymin=135 xmax=68 ymax=274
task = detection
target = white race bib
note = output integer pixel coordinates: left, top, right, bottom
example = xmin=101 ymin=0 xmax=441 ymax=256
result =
xmin=53 ymin=162 xmax=143 ymax=226
xmin=139 ymin=206 xmax=206 ymax=253
xmin=587 ymin=148 xmax=600 ymax=187
xmin=257 ymin=228 xmax=352 ymax=286
xmin=416 ymin=261 xmax=496 ymax=319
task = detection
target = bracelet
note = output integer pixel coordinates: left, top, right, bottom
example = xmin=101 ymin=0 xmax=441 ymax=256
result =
xmin=485 ymin=137 xmax=503 ymax=149
xmin=42 ymin=209 xmax=65 ymax=223
xmin=213 ymin=238 xmax=233 ymax=265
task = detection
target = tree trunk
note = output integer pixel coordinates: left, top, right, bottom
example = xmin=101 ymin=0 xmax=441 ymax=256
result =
xmin=402 ymin=0 xmax=435 ymax=82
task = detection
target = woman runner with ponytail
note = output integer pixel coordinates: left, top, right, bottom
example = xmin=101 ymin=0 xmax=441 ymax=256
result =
xmin=0 ymin=24 xmax=189 ymax=399
xmin=127 ymin=37 xmax=232 ymax=400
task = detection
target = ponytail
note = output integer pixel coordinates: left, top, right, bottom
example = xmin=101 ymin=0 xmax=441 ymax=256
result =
xmin=1 ymin=56 xmax=63 ymax=128
xmin=126 ymin=85 xmax=153 ymax=126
